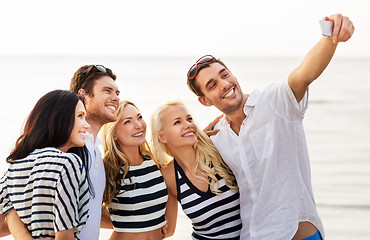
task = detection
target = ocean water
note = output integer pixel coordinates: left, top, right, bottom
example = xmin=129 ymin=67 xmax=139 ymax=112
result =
xmin=0 ymin=55 xmax=369 ymax=240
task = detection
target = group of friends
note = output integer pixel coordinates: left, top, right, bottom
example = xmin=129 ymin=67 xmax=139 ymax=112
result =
xmin=0 ymin=14 xmax=354 ymax=240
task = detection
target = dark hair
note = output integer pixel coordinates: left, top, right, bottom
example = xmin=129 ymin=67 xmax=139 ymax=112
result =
xmin=7 ymin=89 xmax=95 ymax=197
xmin=7 ymin=90 xmax=82 ymax=162
xmin=70 ymin=65 xmax=117 ymax=96
xmin=187 ymin=58 xmax=229 ymax=97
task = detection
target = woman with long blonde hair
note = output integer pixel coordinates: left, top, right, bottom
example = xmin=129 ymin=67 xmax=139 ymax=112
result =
xmin=100 ymin=100 xmax=177 ymax=240
xmin=151 ymin=101 xmax=242 ymax=240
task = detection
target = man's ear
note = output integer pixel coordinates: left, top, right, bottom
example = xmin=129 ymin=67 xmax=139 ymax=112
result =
xmin=77 ymin=89 xmax=85 ymax=97
xmin=198 ymin=96 xmax=212 ymax=107
xmin=158 ymin=134 xmax=167 ymax=144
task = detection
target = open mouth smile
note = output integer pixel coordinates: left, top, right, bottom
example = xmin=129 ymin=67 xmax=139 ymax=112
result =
xmin=182 ymin=131 xmax=195 ymax=137
xmin=223 ymin=87 xmax=235 ymax=99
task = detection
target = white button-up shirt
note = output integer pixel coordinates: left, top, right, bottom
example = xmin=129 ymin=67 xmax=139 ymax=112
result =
xmin=211 ymin=80 xmax=324 ymax=240
xmin=79 ymin=132 xmax=106 ymax=240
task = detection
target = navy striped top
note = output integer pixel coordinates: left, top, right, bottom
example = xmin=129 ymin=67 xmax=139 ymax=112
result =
xmin=0 ymin=147 xmax=89 ymax=239
xmin=174 ymin=159 xmax=242 ymax=240
xmin=108 ymin=156 xmax=168 ymax=232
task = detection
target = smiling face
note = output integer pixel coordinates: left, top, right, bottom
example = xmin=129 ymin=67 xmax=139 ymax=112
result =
xmin=158 ymin=105 xmax=197 ymax=150
xmin=83 ymin=75 xmax=120 ymax=126
xmin=59 ymin=100 xmax=90 ymax=152
xmin=196 ymin=62 xmax=245 ymax=115
xmin=115 ymin=104 xmax=147 ymax=150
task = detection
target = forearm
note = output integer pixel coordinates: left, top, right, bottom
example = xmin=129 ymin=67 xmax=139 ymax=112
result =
xmin=6 ymin=209 xmax=33 ymax=240
xmin=289 ymin=36 xmax=337 ymax=85
xmin=100 ymin=207 xmax=113 ymax=229
xmin=55 ymin=228 xmax=75 ymax=240
xmin=164 ymin=194 xmax=178 ymax=238
xmin=0 ymin=214 xmax=11 ymax=237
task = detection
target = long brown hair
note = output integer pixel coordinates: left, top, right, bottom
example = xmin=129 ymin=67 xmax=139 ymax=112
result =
xmin=101 ymin=100 xmax=151 ymax=206
xmin=8 ymin=90 xmax=80 ymax=161
xmin=6 ymin=90 xmax=93 ymax=196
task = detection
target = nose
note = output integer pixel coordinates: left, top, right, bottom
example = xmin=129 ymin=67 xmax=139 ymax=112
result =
xmin=84 ymin=120 xmax=91 ymax=129
xmin=184 ymin=120 xmax=193 ymax=129
xmin=111 ymin=91 xmax=120 ymax=103
xmin=219 ymin=79 xmax=230 ymax=90
xmin=134 ymin=120 xmax=145 ymax=129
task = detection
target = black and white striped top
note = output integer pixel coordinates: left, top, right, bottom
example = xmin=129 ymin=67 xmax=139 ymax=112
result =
xmin=0 ymin=147 xmax=89 ymax=239
xmin=108 ymin=156 xmax=168 ymax=232
xmin=174 ymin=159 xmax=242 ymax=240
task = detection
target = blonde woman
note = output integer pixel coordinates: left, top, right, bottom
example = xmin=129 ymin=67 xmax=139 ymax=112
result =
xmin=151 ymin=101 xmax=242 ymax=240
xmin=100 ymin=100 xmax=177 ymax=240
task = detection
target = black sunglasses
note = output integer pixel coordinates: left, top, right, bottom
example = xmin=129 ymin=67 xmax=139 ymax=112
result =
xmin=187 ymin=55 xmax=215 ymax=80
xmin=85 ymin=65 xmax=107 ymax=78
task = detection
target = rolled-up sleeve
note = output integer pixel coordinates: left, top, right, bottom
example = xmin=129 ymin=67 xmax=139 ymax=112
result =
xmin=0 ymin=172 xmax=14 ymax=215
xmin=53 ymin=154 xmax=89 ymax=233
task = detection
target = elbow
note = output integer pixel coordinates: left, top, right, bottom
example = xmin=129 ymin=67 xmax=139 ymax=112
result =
xmin=289 ymin=67 xmax=316 ymax=88
xmin=164 ymin=229 xmax=175 ymax=238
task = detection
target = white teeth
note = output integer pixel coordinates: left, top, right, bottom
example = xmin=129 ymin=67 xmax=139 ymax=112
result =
xmin=106 ymin=106 xmax=116 ymax=112
xmin=183 ymin=132 xmax=194 ymax=137
xmin=132 ymin=132 xmax=143 ymax=137
xmin=224 ymin=88 xmax=234 ymax=98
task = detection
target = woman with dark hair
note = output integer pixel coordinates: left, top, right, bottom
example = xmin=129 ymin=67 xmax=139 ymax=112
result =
xmin=0 ymin=90 xmax=90 ymax=240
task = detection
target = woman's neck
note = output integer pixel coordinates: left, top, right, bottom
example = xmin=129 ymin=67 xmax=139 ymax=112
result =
xmin=121 ymin=145 xmax=143 ymax=166
xmin=171 ymin=146 xmax=197 ymax=173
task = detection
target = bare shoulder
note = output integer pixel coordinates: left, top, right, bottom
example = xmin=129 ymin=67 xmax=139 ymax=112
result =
xmin=160 ymin=160 xmax=177 ymax=197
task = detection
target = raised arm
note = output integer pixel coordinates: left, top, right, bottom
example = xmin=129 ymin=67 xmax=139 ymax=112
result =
xmin=288 ymin=14 xmax=354 ymax=102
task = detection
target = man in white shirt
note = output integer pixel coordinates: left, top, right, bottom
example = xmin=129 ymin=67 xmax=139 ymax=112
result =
xmin=69 ymin=65 xmax=120 ymax=240
xmin=186 ymin=14 xmax=354 ymax=240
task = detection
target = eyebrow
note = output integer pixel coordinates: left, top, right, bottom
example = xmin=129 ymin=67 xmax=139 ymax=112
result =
xmin=172 ymin=117 xmax=181 ymax=122
xmin=171 ymin=114 xmax=191 ymax=121
xmin=103 ymin=86 xmax=120 ymax=95
xmin=123 ymin=113 xmax=141 ymax=120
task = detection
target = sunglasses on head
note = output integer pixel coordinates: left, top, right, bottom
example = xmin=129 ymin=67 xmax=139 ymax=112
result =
xmin=187 ymin=55 xmax=215 ymax=80
xmin=85 ymin=65 xmax=107 ymax=78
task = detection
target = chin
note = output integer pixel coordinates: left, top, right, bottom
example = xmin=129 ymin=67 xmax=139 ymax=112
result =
xmin=105 ymin=115 xmax=117 ymax=123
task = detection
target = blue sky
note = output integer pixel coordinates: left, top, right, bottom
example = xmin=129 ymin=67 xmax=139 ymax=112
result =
xmin=0 ymin=0 xmax=368 ymax=57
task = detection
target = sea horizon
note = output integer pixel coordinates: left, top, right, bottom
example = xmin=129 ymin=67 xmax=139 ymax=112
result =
xmin=0 ymin=55 xmax=369 ymax=240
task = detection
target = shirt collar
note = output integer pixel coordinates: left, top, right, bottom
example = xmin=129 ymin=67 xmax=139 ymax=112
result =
xmin=218 ymin=90 xmax=261 ymax=126
xmin=85 ymin=132 xmax=102 ymax=149
xmin=243 ymin=89 xmax=260 ymax=115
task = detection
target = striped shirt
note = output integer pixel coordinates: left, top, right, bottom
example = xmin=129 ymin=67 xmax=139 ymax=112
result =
xmin=174 ymin=159 xmax=242 ymax=240
xmin=108 ymin=156 xmax=168 ymax=232
xmin=0 ymin=147 xmax=89 ymax=239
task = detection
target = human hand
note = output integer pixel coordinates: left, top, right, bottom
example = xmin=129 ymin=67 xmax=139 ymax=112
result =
xmin=203 ymin=114 xmax=223 ymax=137
xmin=161 ymin=218 xmax=168 ymax=239
xmin=323 ymin=14 xmax=354 ymax=44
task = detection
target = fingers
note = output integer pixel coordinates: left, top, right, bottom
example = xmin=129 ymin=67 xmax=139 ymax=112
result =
xmin=327 ymin=14 xmax=355 ymax=43
xmin=203 ymin=114 xmax=224 ymax=133
xmin=161 ymin=221 xmax=168 ymax=238
xmin=205 ymin=129 xmax=220 ymax=137
xmin=330 ymin=14 xmax=343 ymax=43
